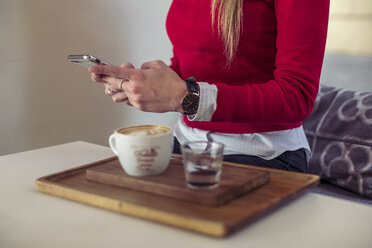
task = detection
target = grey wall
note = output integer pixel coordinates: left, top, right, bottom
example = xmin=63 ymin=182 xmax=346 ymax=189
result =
xmin=0 ymin=0 xmax=177 ymax=155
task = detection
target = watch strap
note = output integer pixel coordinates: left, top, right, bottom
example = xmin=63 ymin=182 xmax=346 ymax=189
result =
xmin=185 ymin=77 xmax=198 ymax=94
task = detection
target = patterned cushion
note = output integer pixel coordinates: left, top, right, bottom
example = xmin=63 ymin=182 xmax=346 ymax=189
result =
xmin=303 ymin=85 xmax=372 ymax=199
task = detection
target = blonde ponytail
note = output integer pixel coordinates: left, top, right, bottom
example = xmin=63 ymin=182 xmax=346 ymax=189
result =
xmin=211 ymin=0 xmax=243 ymax=66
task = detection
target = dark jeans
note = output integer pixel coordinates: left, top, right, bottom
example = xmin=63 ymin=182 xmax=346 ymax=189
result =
xmin=173 ymin=137 xmax=308 ymax=173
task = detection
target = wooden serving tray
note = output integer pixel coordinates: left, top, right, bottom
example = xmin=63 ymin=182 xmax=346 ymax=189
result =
xmin=35 ymin=155 xmax=319 ymax=237
xmin=86 ymin=159 xmax=269 ymax=206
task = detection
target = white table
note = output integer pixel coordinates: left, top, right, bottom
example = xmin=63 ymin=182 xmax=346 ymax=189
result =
xmin=1 ymin=141 xmax=371 ymax=248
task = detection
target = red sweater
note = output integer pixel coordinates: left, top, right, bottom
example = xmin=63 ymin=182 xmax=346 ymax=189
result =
xmin=166 ymin=0 xmax=329 ymax=134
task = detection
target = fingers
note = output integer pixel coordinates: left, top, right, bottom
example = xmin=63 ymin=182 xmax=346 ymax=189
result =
xmin=110 ymin=91 xmax=131 ymax=104
xmin=89 ymin=62 xmax=135 ymax=107
xmin=89 ymin=65 xmax=131 ymax=79
xmin=104 ymin=83 xmax=122 ymax=97
xmin=104 ymin=79 xmax=132 ymax=105
xmin=104 ymin=83 xmax=115 ymax=96
xmin=141 ymin=60 xmax=166 ymax=69
xmin=91 ymin=72 xmax=105 ymax=83
xmin=90 ymin=62 xmax=134 ymax=82
xmin=120 ymin=62 xmax=135 ymax=69
xmin=101 ymin=76 xmax=126 ymax=92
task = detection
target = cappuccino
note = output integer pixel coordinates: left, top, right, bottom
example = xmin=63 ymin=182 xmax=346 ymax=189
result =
xmin=109 ymin=125 xmax=173 ymax=176
xmin=118 ymin=125 xmax=171 ymax=136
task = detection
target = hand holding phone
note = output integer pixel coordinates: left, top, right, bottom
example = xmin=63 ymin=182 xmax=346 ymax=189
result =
xmin=69 ymin=54 xmax=135 ymax=107
xmin=68 ymin=54 xmax=111 ymax=69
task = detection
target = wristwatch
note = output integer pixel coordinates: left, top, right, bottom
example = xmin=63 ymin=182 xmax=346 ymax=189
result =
xmin=181 ymin=76 xmax=200 ymax=115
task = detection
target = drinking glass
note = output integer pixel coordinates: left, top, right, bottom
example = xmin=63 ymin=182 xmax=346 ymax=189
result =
xmin=181 ymin=141 xmax=224 ymax=189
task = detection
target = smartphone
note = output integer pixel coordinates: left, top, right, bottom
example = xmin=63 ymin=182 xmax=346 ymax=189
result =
xmin=68 ymin=54 xmax=111 ymax=69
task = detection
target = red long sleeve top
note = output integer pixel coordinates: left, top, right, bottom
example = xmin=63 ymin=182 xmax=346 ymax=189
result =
xmin=166 ymin=0 xmax=329 ymax=134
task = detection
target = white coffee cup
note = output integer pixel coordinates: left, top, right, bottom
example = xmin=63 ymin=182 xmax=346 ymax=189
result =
xmin=109 ymin=125 xmax=173 ymax=176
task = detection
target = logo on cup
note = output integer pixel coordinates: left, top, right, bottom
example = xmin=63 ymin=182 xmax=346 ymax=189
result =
xmin=133 ymin=146 xmax=160 ymax=172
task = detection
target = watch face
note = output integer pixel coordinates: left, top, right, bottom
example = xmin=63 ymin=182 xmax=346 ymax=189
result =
xmin=182 ymin=93 xmax=199 ymax=114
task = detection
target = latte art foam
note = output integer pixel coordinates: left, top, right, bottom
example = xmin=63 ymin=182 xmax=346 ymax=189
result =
xmin=118 ymin=125 xmax=170 ymax=136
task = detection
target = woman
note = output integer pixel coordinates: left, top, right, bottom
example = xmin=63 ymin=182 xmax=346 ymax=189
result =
xmin=89 ymin=0 xmax=330 ymax=173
